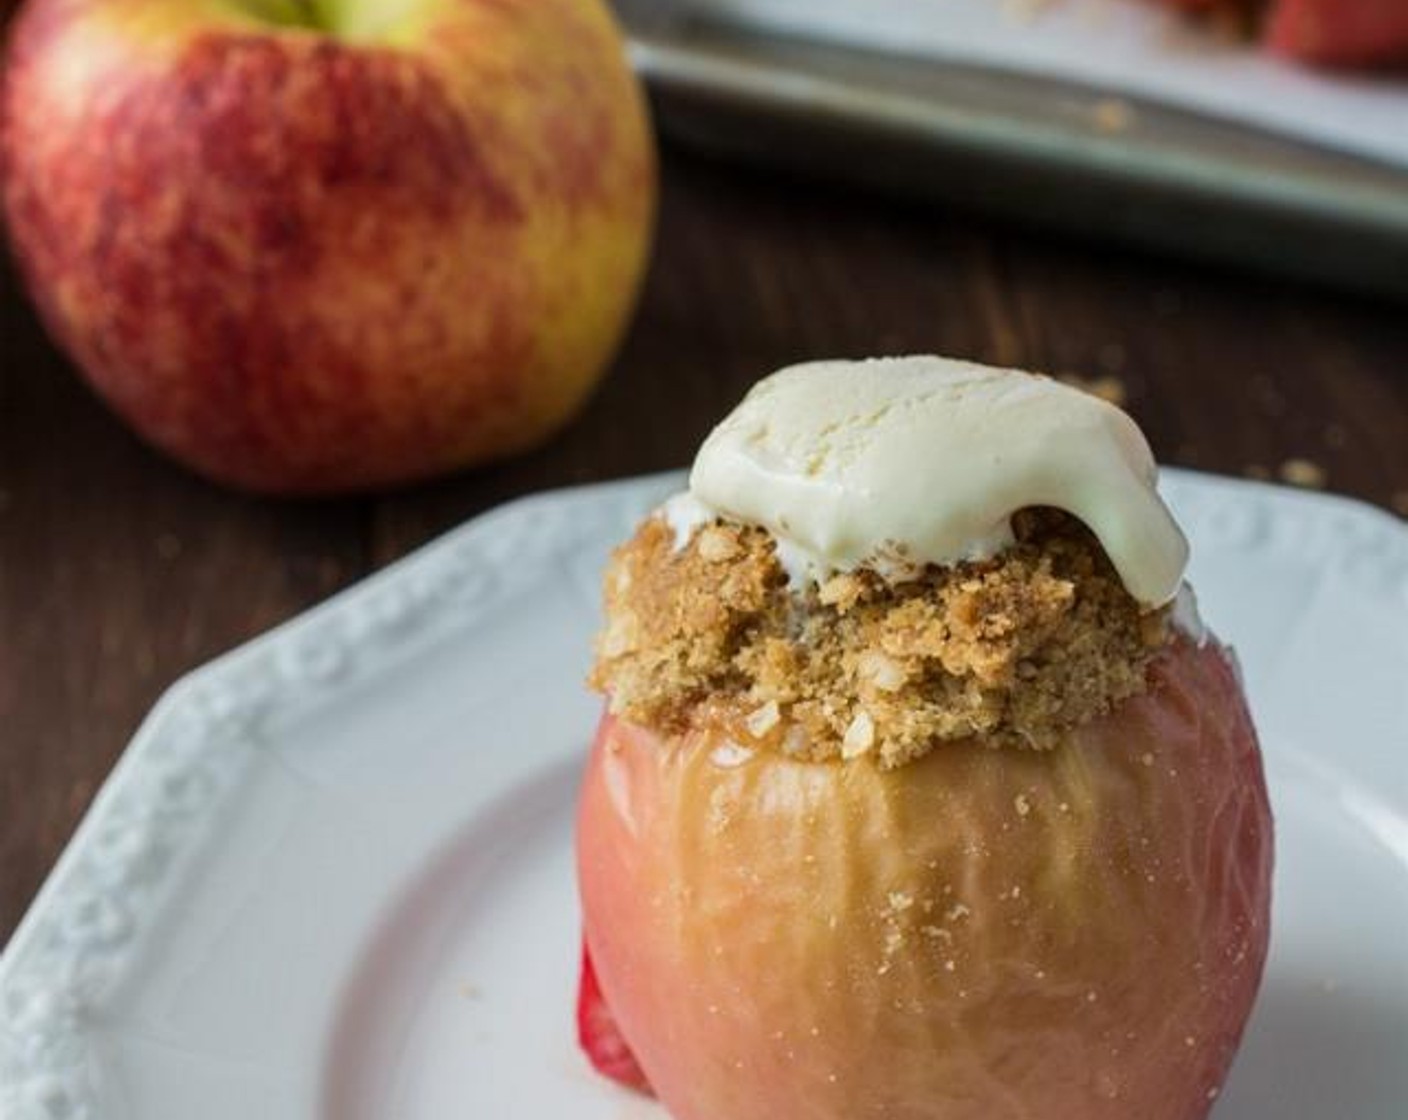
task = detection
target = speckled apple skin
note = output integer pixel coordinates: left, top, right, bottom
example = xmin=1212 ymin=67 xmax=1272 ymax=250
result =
xmin=577 ymin=637 xmax=1273 ymax=1120
xmin=1 ymin=0 xmax=655 ymax=493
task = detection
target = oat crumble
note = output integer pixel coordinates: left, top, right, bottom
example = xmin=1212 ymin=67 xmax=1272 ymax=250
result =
xmin=589 ymin=509 xmax=1171 ymax=768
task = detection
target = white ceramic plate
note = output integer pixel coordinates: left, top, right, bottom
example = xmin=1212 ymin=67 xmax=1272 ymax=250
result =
xmin=1 ymin=471 xmax=1405 ymax=1120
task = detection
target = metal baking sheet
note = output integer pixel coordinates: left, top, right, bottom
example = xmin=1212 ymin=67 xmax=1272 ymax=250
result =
xmin=614 ymin=0 xmax=1408 ymax=298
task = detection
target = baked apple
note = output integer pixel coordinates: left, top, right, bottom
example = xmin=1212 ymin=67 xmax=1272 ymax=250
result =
xmin=1155 ymin=0 xmax=1408 ymax=66
xmin=575 ymin=357 xmax=1273 ymax=1119
xmin=1265 ymin=0 xmax=1408 ymax=66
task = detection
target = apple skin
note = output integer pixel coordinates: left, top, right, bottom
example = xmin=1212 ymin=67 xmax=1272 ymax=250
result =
xmin=577 ymin=637 xmax=1273 ymax=1120
xmin=1 ymin=0 xmax=655 ymax=493
xmin=1265 ymin=0 xmax=1408 ymax=66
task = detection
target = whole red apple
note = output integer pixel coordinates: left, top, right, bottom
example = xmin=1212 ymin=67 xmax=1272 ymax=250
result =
xmin=1 ymin=0 xmax=655 ymax=493
xmin=578 ymin=637 xmax=1273 ymax=1119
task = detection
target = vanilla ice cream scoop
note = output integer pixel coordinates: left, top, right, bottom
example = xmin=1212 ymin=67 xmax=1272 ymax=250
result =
xmin=686 ymin=356 xmax=1188 ymax=607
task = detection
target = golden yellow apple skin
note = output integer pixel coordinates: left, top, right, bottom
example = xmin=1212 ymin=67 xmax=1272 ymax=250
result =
xmin=2 ymin=0 xmax=655 ymax=493
xmin=577 ymin=638 xmax=1273 ymax=1119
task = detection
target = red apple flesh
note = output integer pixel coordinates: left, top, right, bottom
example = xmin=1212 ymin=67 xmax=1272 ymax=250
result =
xmin=577 ymin=637 xmax=1273 ymax=1120
xmin=1 ymin=0 xmax=655 ymax=493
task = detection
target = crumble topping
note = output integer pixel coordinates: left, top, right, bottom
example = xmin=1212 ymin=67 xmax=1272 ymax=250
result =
xmin=589 ymin=509 xmax=1171 ymax=769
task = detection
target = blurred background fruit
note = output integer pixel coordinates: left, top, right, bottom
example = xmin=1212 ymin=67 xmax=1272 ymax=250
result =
xmin=1 ymin=0 xmax=656 ymax=494
xmin=1266 ymin=0 xmax=1408 ymax=66
xmin=1156 ymin=0 xmax=1408 ymax=64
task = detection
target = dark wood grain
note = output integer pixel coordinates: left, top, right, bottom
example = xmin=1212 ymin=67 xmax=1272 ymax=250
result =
xmin=0 ymin=256 xmax=366 ymax=937
xmin=3 ymin=145 xmax=1406 ymax=943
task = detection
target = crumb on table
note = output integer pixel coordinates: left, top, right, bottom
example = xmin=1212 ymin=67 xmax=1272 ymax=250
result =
xmin=1279 ymin=458 xmax=1327 ymax=489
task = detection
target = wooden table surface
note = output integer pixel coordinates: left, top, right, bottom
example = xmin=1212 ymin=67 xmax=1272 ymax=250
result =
xmin=2 ymin=145 xmax=1406 ymax=944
